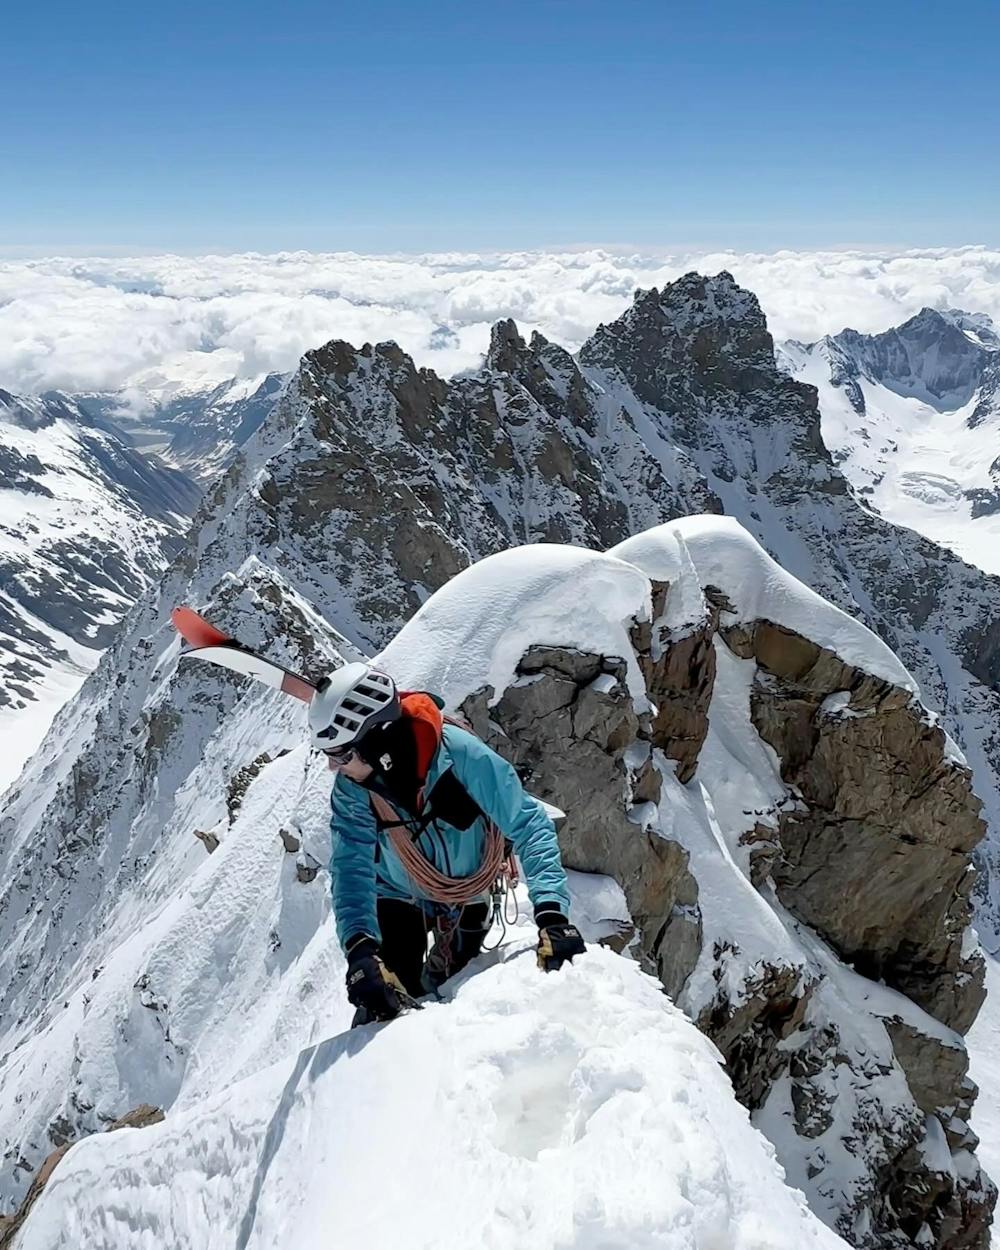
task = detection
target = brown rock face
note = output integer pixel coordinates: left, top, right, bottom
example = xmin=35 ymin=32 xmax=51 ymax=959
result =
xmin=460 ymin=645 xmax=702 ymax=1000
xmin=733 ymin=620 xmax=986 ymax=1033
xmin=459 ymin=598 xmax=993 ymax=1249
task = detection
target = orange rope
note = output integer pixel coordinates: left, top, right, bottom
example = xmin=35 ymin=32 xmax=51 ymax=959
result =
xmin=368 ymin=792 xmax=506 ymax=906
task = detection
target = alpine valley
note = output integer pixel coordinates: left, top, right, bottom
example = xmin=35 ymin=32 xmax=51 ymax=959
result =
xmin=0 ymin=377 xmax=282 ymax=792
xmin=2 ymin=272 xmax=1000 ymax=1250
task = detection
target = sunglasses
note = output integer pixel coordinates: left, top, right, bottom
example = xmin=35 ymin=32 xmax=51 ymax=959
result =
xmin=323 ymin=745 xmax=357 ymax=764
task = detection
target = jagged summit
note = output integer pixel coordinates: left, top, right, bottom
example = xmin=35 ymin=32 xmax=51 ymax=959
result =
xmin=581 ymin=271 xmax=776 ymax=393
xmin=822 ymin=305 xmax=997 ymax=410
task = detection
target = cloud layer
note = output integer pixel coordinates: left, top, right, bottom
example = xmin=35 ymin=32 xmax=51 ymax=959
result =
xmin=3 ymin=247 xmax=1000 ymax=398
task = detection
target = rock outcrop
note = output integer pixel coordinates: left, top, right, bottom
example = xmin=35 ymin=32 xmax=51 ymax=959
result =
xmin=579 ymin=277 xmax=1000 ymax=934
xmin=726 ymin=619 xmax=986 ymax=1033
xmin=461 ymin=645 xmax=701 ymax=999
xmin=431 ymin=524 xmax=995 ymax=1250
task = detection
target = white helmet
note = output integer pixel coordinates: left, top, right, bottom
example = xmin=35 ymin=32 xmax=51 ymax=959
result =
xmin=309 ymin=662 xmax=400 ymax=751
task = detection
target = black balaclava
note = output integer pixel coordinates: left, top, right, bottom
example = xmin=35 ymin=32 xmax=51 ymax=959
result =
xmin=356 ymin=716 xmax=420 ymax=813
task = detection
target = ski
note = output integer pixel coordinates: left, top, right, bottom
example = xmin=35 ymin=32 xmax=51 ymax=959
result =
xmin=171 ymin=608 xmax=565 ymax=815
xmin=171 ymin=606 xmax=233 ymax=649
xmin=170 ymin=607 xmax=317 ymax=703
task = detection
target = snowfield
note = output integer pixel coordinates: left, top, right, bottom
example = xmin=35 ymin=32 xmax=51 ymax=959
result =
xmin=782 ymin=321 xmax=1000 ymax=577
xmin=16 ymin=944 xmax=848 ymax=1250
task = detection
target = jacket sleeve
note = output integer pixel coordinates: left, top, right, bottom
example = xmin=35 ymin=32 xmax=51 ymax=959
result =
xmin=446 ymin=727 xmax=571 ymax=918
xmin=329 ymin=775 xmax=382 ymax=950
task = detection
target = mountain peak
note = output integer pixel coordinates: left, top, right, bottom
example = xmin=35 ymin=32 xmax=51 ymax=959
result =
xmin=627 ymin=270 xmax=766 ymax=329
xmin=901 ymin=305 xmax=950 ymax=330
xmin=578 ymin=270 xmax=777 ymax=399
xmin=825 ymin=303 xmax=993 ymax=408
xmin=485 ymin=317 xmax=527 ymax=372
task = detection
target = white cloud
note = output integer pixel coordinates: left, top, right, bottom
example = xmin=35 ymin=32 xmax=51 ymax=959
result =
xmin=2 ymin=246 xmax=999 ymax=397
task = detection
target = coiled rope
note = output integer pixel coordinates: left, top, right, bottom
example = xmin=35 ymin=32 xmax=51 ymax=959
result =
xmin=368 ymin=792 xmax=507 ymax=906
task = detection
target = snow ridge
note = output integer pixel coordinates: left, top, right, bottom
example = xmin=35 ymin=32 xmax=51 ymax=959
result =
xmin=15 ymin=949 xmax=847 ymax=1250
xmin=2 ymin=272 xmax=999 ymax=1248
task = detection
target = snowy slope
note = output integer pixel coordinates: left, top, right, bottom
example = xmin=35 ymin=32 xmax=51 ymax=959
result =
xmin=0 ymin=389 xmax=200 ymax=794
xmin=16 ymin=947 xmax=847 ymax=1250
xmin=781 ymin=309 xmax=1000 ymax=575
xmin=2 ymin=275 xmax=998 ymax=1247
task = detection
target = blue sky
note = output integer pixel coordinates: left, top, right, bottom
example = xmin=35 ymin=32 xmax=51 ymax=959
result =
xmin=4 ymin=0 xmax=999 ymax=254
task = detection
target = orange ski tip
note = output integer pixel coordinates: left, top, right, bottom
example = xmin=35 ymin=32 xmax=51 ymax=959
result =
xmin=170 ymin=606 xmax=232 ymax=649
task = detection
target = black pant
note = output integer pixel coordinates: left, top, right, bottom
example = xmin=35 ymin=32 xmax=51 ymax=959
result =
xmin=377 ymin=897 xmax=490 ymax=997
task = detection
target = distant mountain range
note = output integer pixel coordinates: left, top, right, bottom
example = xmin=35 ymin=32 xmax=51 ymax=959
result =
xmin=781 ymin=307 xmax=1000 ymax=574
xmin=0 ymin=378 xmax=283 ymax=791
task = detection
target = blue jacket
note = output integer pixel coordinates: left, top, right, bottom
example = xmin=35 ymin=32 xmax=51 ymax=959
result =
xmin=329 ymin=723 xmax=571 ymax=948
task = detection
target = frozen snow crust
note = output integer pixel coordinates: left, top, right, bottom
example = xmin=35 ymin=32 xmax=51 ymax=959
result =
xmin=611 ymin=516 xmax=920 ymax=695
xmin=378 ymin=544 xmax=652 ymax=706
xmin=17 ymin=946 xmax=847 ymax=1250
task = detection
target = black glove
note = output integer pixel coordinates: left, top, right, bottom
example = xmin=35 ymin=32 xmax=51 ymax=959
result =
xmin=535 ymin=906 xmax=586 ymax=972
xmin=345 ymin=937 xmax=417 ymax=1023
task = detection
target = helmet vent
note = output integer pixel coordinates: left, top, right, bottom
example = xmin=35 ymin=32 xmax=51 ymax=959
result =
xmin=309 ymin=663 xmax=401 ymax=751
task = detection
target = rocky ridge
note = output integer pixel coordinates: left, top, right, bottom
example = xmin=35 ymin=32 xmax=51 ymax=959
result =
xmin=572 ymin=280 xmax=1000 ymax=934
xmin=1 ymin=274 xmax=999 ymax=1248
xmin=381 ymin=522 xmax=994 ymax=1248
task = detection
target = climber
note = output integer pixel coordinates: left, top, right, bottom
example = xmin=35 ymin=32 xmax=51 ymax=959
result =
xmin=311 ymin=662 xmax=585 ymax=1025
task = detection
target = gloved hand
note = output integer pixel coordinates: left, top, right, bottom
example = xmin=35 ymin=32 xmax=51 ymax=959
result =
xmin=345 ymin=937 xmax=416 ymax=1023
xmin=535 ymin=906 xmax=586 ymax=972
